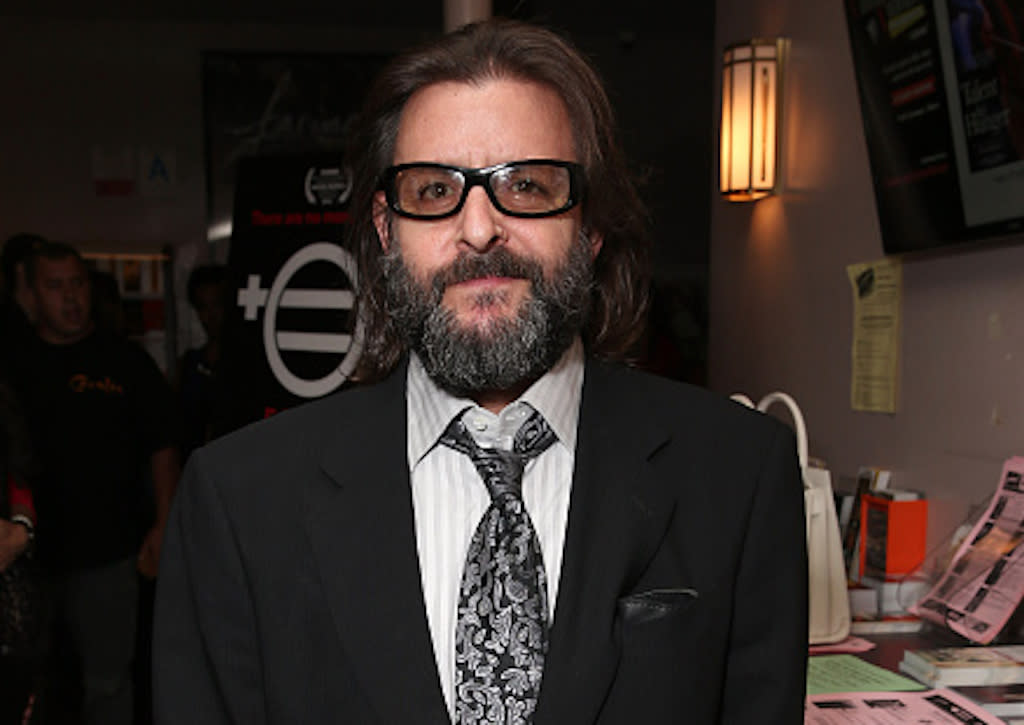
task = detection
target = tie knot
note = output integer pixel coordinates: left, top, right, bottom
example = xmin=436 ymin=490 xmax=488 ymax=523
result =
xmin=440 ymin=407 xmax=557 ymax=502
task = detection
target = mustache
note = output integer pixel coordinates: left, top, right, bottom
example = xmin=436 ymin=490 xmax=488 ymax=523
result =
xmin=428 ymin=248 xmax=545 ymax=296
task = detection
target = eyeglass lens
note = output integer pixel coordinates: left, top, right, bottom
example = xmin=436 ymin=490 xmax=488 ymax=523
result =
xmin=391 ymin=163 xmax=573 ymax=218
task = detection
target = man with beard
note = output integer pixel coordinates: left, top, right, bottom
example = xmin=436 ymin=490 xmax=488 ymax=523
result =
xmin=154 ymin=18 xmax=808 ymax=725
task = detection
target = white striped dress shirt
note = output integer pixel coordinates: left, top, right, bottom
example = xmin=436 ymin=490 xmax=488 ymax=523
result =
xmin=406 ymin=339 xmax=584 ymax=718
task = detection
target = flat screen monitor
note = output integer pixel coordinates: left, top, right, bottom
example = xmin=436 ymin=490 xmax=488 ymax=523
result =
xmin=844 ymin=0 xmax=1024 ymax=255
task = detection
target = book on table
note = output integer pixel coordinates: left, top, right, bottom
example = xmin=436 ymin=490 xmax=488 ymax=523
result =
xmin=954 ymin=682 xmax=1024 ymax=718
xmin=899 ymin=645 xmax=1024 ymax=687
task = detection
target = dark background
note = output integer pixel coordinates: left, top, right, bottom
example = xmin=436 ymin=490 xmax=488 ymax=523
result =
xmin=9 ymin=0 xmax=715 ymax=383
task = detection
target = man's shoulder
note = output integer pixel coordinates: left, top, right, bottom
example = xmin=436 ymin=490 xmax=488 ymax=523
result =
xmin=181 ymin=377 xmax=403 ymax=519
xmin=198 ymin=377 xmax=399 ymax=467
xmin=585 ymin=359 xmax=724 ymax=410
xmin=584 ymin=360 xmax=785 ymax=437
xmin=74 ymin=331 xmax=151 ymax=365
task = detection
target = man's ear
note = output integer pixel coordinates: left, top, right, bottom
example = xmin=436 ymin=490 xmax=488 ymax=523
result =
xmin=586 ymin=229 xmax=604 ymax=259
xmin=18 ymin=287 xmax=38 ymax=324
xmin=373 ymin=192 xmax=391 ymax=252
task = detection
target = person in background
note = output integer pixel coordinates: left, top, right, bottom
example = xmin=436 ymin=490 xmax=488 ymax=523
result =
xmin=0 ymin=234 xmax=48 ymax=724
xmin=177 ymin=264 xmax=228 ymax=463
xmin=90 ymin=268 xmax=126 ymax=338
xmin=11 ymin=240 xmax=180 ymax=725
xmin=0 ymin=372 xmax=44 ymax=724
xmin=154 ymin=18 xmax=807 ymax=724
xmin=1 ymin=233 xmax=45 ymax=368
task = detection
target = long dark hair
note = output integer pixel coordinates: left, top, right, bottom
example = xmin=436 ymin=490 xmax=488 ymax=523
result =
xmin=347 ymin=18 xmax=651 ymax=381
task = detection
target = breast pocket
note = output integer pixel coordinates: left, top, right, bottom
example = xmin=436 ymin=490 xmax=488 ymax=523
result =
xmin=617 ymin=587 xmax=699 ymax=626
xmin=604 ymin=587 xmax=726 ymax=723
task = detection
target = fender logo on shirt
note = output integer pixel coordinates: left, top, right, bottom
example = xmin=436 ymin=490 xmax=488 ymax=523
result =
xmin=69 ymin=374 xmax=125 ymax=395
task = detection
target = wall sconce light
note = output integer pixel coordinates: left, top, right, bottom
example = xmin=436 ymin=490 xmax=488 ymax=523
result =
xmin=720 ymin=38 xmax=789 ymax=202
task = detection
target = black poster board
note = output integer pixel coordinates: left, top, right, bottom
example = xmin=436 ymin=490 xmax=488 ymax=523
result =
xmin=201 ymin=50 xmax=389 ymax=436
xmin=211 ymin=153 xmax=363 ymax=436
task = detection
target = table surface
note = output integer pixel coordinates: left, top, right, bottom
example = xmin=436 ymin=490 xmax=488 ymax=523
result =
xmin=856 ymin=624 xmax=967 ymax=670
xmin=851 ymin=626 xmax=1024 ymax=723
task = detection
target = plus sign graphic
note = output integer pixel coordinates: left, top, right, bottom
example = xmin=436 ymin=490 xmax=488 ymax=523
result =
xmin=237 ymin=242 xmax=363 ymax=398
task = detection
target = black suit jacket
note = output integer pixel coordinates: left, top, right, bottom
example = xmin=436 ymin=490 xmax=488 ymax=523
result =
xmin=153 ymin=359 xmax=808 ymax=723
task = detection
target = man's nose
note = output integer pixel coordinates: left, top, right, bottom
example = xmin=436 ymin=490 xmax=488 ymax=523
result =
xmin=63 ymin=285 xmax=83 ymax=306
xmin=457 ymin=186 xmax=504 ymax=252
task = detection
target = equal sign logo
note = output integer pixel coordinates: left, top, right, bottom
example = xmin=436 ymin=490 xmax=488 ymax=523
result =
xmin=237 ymin=242 xmax=363 ymax=398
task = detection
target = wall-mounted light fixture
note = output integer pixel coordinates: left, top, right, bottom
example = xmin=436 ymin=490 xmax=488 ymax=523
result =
xmin=720 ymin=38 xmax=789 ymax=202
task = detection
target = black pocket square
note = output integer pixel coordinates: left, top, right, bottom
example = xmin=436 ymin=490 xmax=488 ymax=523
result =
xmin=618 ymin=588 xmax=699 ymax=625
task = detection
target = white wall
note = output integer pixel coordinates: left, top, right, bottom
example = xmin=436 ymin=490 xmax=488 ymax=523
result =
xmin=710 ymin=0 xmax=1024 ymax=549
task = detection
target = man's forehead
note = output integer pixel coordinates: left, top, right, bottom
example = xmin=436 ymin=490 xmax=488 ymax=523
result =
xmin=37 ymin=256 xmax=87 ymax=279
xmin=394 ymin=78 xmax=575 ymax=167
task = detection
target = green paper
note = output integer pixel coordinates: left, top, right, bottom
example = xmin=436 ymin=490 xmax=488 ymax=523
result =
xmin=807 ymin=655 xmax=926 ymax=695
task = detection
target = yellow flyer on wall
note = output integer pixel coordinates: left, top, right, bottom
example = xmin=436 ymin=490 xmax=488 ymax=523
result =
xmin=847 ymin=258 xmax=902 ymax=413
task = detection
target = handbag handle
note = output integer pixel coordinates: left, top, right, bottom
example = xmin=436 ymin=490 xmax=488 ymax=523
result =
xmin=755 ymin=391 xmax=808 ymax=472
xmin=729 ymin=393 xmax=755 ymax=408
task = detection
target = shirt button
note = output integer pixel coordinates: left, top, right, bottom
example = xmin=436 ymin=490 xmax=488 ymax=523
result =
xmin=473 ymin=418 xmax=488 ymax=432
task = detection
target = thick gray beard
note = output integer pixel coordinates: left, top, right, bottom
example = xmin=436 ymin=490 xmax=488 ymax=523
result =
xmin=381 ymin=233 xmax=594 ymax=398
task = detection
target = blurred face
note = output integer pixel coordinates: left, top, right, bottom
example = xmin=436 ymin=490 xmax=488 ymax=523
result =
xmin=32 ymin=255 xmax=93 ymax=344
xmin=192 ymin=282 xmax=226 ymax=340
xmin=373 ymin=78 xmax=602 ymax=402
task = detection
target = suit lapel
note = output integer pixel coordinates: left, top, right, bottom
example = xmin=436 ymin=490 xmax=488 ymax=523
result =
xmin=303 ymin=367 xmax=450 ymax=724
xmin=536 ymin=361 xmax=678 ymax=725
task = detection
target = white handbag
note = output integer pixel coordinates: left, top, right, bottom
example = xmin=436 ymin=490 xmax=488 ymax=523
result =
xmin=731 ymin=391 xmax=851 ymax=644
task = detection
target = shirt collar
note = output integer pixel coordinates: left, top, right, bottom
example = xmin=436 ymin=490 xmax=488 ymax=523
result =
xmin=406 ymin=338 xmax=585 ymax=468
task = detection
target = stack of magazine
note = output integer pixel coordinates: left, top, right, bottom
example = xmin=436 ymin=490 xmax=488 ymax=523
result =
xmin=898 ymin=645 xmax=1024 ymax=687
xmin=898 ymin=645 xmax=1024 ymax=721
xmin=954 ymin=683 xmax=1024 ymax=721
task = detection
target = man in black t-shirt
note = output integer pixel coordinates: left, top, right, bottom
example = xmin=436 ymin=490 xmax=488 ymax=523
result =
xmin=15 ymin=241 xmax=179 ymax=725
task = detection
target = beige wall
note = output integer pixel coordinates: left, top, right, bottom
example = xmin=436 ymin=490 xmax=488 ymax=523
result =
xmin=710 ymin=0 xmax=1024 ymax=548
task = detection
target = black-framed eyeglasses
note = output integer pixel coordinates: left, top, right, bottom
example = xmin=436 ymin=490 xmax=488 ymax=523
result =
xmin=380 ymin=159 xmax=584 ymax=220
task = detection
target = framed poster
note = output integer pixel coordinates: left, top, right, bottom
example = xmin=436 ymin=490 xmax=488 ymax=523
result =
xmin=844 ymin=0 xmax=1024 ymax=255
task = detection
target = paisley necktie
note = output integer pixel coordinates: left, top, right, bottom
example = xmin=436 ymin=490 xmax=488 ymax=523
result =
xmin=440 ymin=408 xmax=557 ymax=724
